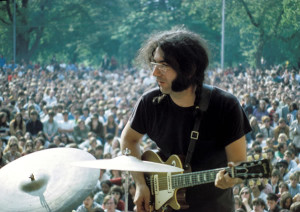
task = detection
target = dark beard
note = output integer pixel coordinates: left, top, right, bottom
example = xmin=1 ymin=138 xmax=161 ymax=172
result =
xmin=171 ymin=74 xmax=191 ymax=92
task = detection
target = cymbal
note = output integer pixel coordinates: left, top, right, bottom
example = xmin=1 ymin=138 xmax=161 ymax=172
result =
xmin=0 ymin=148 xmax=99 ymax=212
xmin=72 ymin=155 xmax=184 ymax=172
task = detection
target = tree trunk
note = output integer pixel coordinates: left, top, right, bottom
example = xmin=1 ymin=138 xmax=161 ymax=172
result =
xmin=255 ymin=31 xmax=264 ymax=70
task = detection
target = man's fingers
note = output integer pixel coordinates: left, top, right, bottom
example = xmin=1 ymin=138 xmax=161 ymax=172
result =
xmin=215 ymin=170 xmax=242 ymax=189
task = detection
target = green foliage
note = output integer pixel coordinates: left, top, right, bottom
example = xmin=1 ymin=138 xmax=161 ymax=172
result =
xmin=0 ymin=0 xmax=299 ymax=69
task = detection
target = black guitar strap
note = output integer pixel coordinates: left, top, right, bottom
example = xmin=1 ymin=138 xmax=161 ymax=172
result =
xmin=184 ymin=84 xmax=213 ymax=170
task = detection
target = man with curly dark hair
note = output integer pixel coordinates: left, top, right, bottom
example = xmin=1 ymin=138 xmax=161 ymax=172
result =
xmin=121 ymin=28 xmax=251 ymax=212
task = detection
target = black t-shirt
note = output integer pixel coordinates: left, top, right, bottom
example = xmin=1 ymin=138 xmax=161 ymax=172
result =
xmin=130 ymin=86 xmax=252 ymax=212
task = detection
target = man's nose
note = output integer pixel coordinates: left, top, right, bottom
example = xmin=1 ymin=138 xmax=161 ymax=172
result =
xmin=152 ymin=66 xmax=161 ymax=77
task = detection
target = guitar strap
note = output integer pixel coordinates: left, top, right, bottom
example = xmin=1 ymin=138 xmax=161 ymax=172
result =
xmin=184 ymin=84 xmax=213 ymax=170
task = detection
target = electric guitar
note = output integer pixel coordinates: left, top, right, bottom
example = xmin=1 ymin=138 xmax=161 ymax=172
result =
xmin=142 ymin=150 xmax=271 ymax=212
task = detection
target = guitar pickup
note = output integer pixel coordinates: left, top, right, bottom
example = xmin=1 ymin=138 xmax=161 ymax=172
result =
xmin=154 ymin=175 xmax=159 ymax=195
xmin=153 ymin=173 xmax=173 ymax=195
xmin=167 ymin=172 xmax=172 ymax=192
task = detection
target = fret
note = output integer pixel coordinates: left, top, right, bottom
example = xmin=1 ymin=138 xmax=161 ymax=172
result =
xmin=210 ymin=171 xmax=215 ymax=180
xmin=172 ymin=168 xmax=223 ymax=189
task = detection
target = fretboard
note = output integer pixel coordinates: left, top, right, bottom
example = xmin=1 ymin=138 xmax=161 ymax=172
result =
xmin=172 ymin=167 xmax=231 ymax=189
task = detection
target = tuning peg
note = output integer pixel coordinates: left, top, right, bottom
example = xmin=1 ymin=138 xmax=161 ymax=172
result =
xmin=256 ymin=180 xmax=261 ymax=186
xmin=262 ymin=153 xmax=267 ymax=159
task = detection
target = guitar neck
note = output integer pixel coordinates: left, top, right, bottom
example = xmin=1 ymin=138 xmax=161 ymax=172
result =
xmin=172 ymin=167 xmax=231 ymax=189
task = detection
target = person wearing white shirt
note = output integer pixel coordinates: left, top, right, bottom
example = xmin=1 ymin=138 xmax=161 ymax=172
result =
xmin=58 ymin=110 xmax=75 ymax=139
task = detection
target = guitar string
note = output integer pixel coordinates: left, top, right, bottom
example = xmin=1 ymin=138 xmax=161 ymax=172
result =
xmin=147 ymin=168 xmax=231 ymax=189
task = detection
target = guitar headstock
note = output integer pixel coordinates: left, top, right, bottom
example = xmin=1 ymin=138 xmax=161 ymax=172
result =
xmin=232 ymin=159 xmax=271 ymax=180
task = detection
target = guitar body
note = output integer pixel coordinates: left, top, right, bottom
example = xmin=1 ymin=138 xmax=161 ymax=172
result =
xmin=142 ymin=150 xmax=189 ymax=211
xmin=142 ymin=150 xmax=271 ymax=212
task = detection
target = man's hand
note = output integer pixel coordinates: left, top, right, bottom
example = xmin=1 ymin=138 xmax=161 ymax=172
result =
xmin=215 ymin=162 xmax=243 ymax=189
xmin=134 ymin=183 xmax=151 ymax=212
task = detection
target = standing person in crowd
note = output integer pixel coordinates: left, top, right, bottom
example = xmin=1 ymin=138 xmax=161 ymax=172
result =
xmin=26 ymin=110 xmax=43 ymax=137
xmin=120 ymin=28 xmax=251 ymax=212
xmin=9 ymin=112 xmax=26 ymax=137
xmin=42 ymin=110 xmax=59 ymax=142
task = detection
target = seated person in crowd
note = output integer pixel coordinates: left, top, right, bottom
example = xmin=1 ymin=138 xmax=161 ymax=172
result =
xmin=0 ymin=149 xmax=8 ymax=169
xmin=26 ymin=110 xmax=43 ymax=137
xmin=109 ymin=185 xmax=125 ymax=211
xmin=288 ymin=172 xmax=300 ymax=198
xmin=274 ymin=119 xmax=290 ymax=142
xmin=9 ymin=112 xmax=26 ymax=137
xmin=73 ymin=118 xmax=90 ymax=144
xmin=58 ymin=110 xmax=75 ymax=140
xmin=283 ymin=150 xmax=297 ymax=172
xmin=76 ymin=192 xmax=103 ymax=212
xmin=3 ymin=136 xmax=21 ymax=162
xmin=266 ymin=193 xmax=281 ymax=212
xmin=260 ymin=116 xmax=274 ymax=141
xmin=42 ymin=110 xmax=59 ymax=142
xmin=102 ymin=195 xmax=121 ymax=212
xmin=275 ymin=160 xmax=289 ymax=181
xmin=268 ymin=169 xmax=280 ymax=194
xmin=279 ymin=191 xmax=293 ymax=210
xmin=94 ymin=180 xmax=113 ymax=205
xmin=251 ymin=197 xmax=267 ymax=212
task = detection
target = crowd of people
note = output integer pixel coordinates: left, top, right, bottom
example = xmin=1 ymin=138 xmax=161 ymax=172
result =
xmin=0 ymin=57 xmax=299 ymax=212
